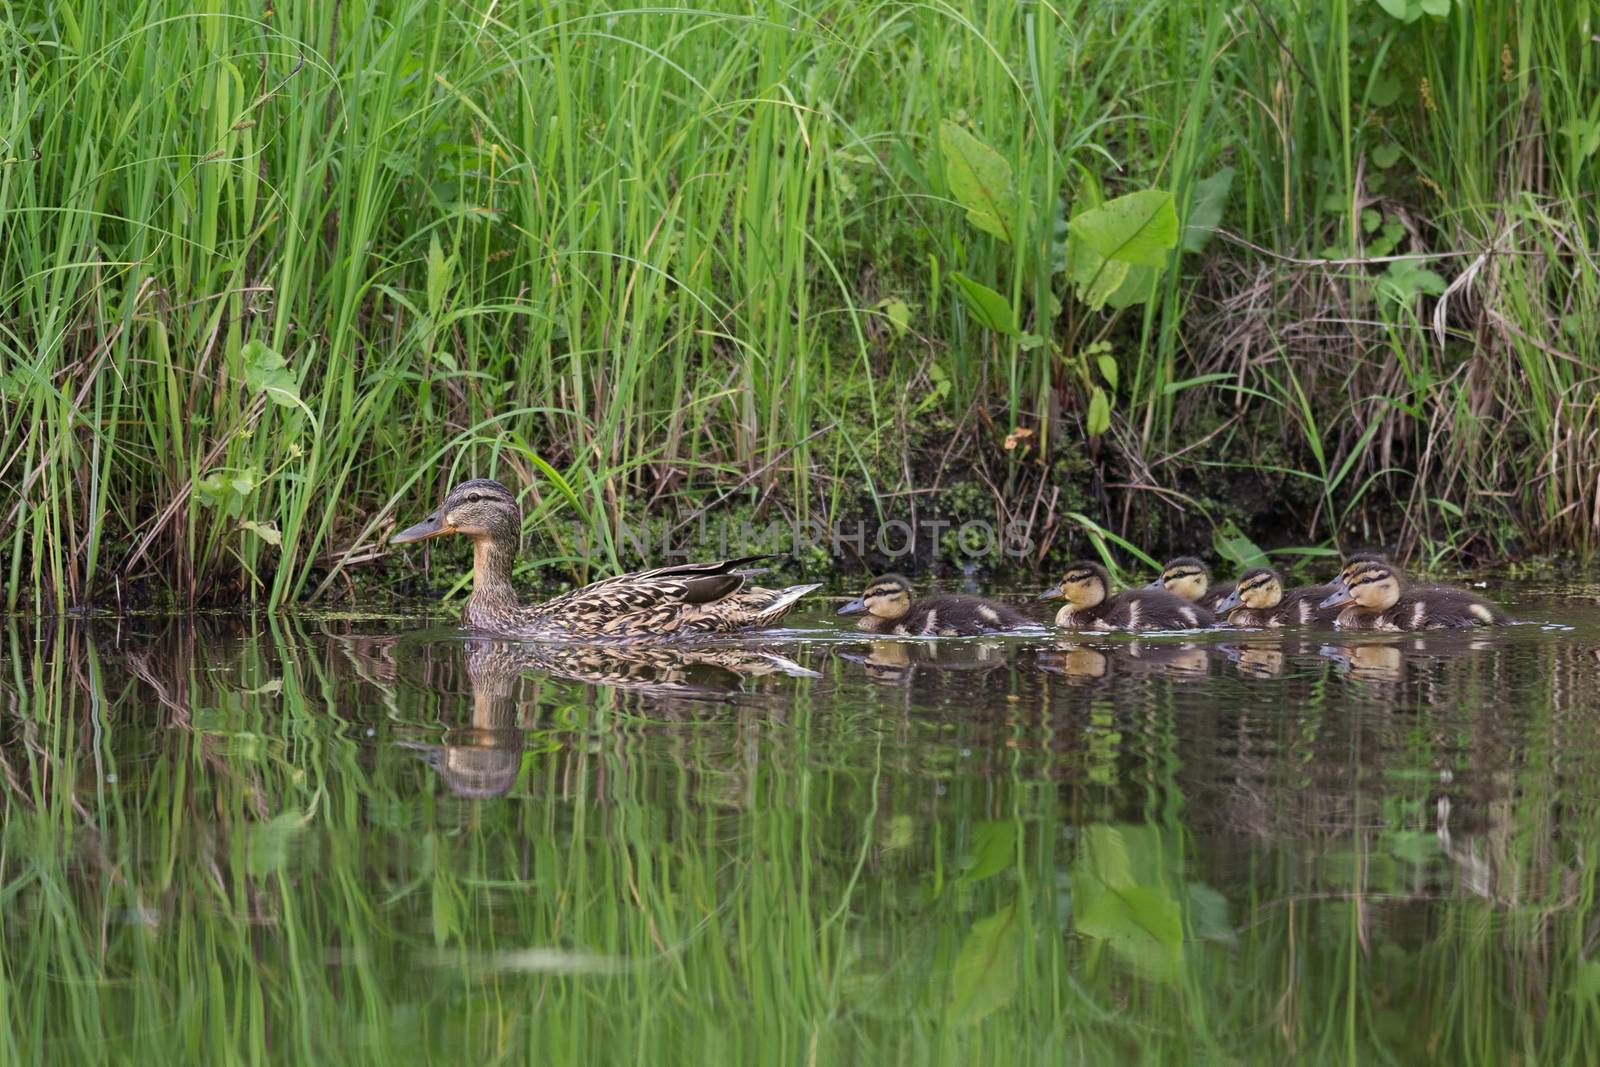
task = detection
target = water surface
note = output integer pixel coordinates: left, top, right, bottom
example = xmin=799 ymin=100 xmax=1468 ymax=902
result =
xmin=4 ymin=581 xmax=1599 ymax=1063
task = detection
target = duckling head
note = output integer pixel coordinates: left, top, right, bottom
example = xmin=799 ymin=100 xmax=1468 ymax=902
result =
xmin=1329 ymin=550 xmax=1390 ymax=595
xmin=1319 ymin=561 xmax=1402 ymax=612
xmin=1038 ymin=561 xmax=1110 ymax=612
xmin=838 ymin=574 xmax=913 ymax=621
xmin=392 ymin=478 xmax=522 ymax=551
xmin=1213 ymin=567 xmax=1283 ymax=615
xmin=1148 ymin=556 xmax=1211 ymax=602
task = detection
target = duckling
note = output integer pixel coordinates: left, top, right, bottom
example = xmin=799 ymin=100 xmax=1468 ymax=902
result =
xmin=1039 ymin=560 xmax=1216 ymax=631
xmin=836 ymin=574 xmax=1041 ymax=636
xmin=1212 ymin=567 xmax=1339 ymax=627
xmin=1318 ymin=561 xmax=1508 ymax=631
xmin=1149 ymin=556 xmax=1235 ymax=613
xmin=1329 ymin=551 xmax=1450 ymax=598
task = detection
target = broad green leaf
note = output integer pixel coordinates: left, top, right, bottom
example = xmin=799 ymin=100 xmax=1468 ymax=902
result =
xmin=1379 ymin=261 xmax=1448 ymax=302
xmin=1104 ymin=262 xmax=1162 ymax=309
xmin=949 ymin=272 xmax=1017 ymax=335
xmin=1068 ymin=188 xmax=1178 ymax=267
xmin=946 ymin=900 xmax=1023 ymax=1025
xmin=1419 ymin=0 xmax=1450 ymax=15
xmin=239 ymin=520 xmax=282 ymax=546
xmin=426 ymin=233 xmax=452 ymax=317
xmin=1086 ymin=386 xmax=1111 ymax=436
xmin=1182 ymin=167 xmax=1233 ymax=253
xmin=1372 ymin=143 xmax=1402 ymax=169
xmin=242 ymin=339 xmax=300 ymax=407
xmin=879 ymin=297 xmax=913 ymax=337
xmin=1212 ymin=519 xmax=1269 ymax=570
xmin=1096 ymin=354 xmax=1118 ymax=391
xmin=958 ymin=821 xmax=1018 ymax=883
xmin=1068 ymin=240 xmax=1130 ymax=310
xmin=939 ymin=120 xmax=1016 ymax=244
xmin=1375 ymin=0 xmax=1421 ymax=21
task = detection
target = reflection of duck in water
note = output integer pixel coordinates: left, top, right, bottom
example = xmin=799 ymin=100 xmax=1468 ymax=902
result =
xmin=407 ymin=640 xmax=817 ymax=797
xmin=1217 ymin=641 xmax=1286 ymax=678
xmin=1319 ymin=642 xmax=1406 ymax=683
xmin=1123 ymin=641 xmax=1213 ymax=680
xmin=1035 ymin=643 xmax=1111 ymax=683
xmin=838 ymin=638 xmax=1011 ymax=686
xmin=1036 ymin=640 xmax=1211 ymax=681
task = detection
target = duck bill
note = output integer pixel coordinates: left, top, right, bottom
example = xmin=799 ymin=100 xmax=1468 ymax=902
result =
xmin=1035 ymin=588 xmax=1065 ymax=602
xmin=1145 ymin=578 xmax=1166 ymax=589
xmin=1318 ymin=589 xmax=1354 ymax=610
xmin=836 ymin=597 xmax=868 ymax=616
xmin=1213 ymin=590 xmax=1243 ymax=614
xmin=391 ymin=514 xmax=451 ymax=544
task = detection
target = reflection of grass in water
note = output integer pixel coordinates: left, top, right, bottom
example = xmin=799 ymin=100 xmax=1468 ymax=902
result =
xmin=1 ymin=620 xmax=1598 ymax=1062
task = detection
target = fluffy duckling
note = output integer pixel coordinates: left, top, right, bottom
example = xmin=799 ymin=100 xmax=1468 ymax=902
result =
xmin=1149 ymin=556 xmax=1235 ymax=613
xmin=1212 ymin=567 xmax=1339 ymax=627
xmin=1330 ymin=551 xmax=1451 ymax=598
xmin=837 ymin=574 xmax=1040 ymax=636
xmin=1318 ymin=561 xmax=1508 ymax=631
xmin=1039 ymin=560 xmax=1216 ymax=631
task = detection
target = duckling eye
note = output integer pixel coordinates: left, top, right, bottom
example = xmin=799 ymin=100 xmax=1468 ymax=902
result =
xmin=466 ymin=492 xmax=483 ymax=503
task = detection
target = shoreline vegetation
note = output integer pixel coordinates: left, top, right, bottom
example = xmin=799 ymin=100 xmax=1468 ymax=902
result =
xmin=2 ymin=1 xmax=1595 ymax=612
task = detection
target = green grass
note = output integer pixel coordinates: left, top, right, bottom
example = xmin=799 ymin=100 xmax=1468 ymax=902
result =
xmin=1 ymin=0 xmax=1595 ymax=613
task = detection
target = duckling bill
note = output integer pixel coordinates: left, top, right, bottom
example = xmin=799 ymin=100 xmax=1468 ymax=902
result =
xmin=390 ymin=478 xmax=820 ymax=638
xmin=837 ymin=574 xmax=1040 ymax=636
xmin=1040 ymin=560 xmax=1216 ymax=631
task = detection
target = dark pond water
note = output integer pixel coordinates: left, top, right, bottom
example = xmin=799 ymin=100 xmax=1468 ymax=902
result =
xmin=4 ymin=580 xmax=1600 ymax=1063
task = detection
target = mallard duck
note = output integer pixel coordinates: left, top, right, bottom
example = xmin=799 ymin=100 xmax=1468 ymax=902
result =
xmin=1212 ymin=567 xmax=1339 ymax=627
xmin=390 ymin=479 xmax=820 ymax=638
xmin=1149 ymin=556 xmax=1235 ymax=613
xmin=1039 ymin=560 xmax=1216 ymax=630
xmin=1318 ymin=560 xmax=1508 ymax=631
xmin=836 ymin=574 xmax=1041 ymax=636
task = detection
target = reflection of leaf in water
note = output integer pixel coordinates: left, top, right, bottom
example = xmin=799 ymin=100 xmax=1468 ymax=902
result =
xmin=1576 ymin=961 xmax=1600 ymax=1003
xmin=1187 ymin=882 xmax=1235 ymax=945
xmin=958 ymin=820 xmax=1017 ymax=884
xmin=246 ymin=810 xmax=307 ymax=877
xmin=1076 ymin=885 xmax=1183 ymax=981
xmin=1385 ymin=830 xmax=1443 ymax=865
xmin=1072 ymin=825 xmax=1184 ymax=981
xmin=947 ymin=899 xmax=1023 ymax=1025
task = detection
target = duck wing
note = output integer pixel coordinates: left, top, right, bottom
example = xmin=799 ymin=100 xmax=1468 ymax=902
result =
xmin=526 ymin=555 xmax=817 ymax=637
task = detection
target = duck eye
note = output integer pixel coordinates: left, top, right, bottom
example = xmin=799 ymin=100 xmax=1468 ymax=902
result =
xmin=466 ymin=493 xmax=483 ymax=503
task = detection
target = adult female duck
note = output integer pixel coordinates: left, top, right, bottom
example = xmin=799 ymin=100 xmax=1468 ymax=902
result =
xmin=390 ymin=479 xmax=819 ymax=638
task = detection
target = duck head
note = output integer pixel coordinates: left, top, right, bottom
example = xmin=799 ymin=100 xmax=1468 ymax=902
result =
xmin=1147 ymin=556 xmax=1211 ymax=602
xmin=1213 ymin=567 xmax=1283 ymax=615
